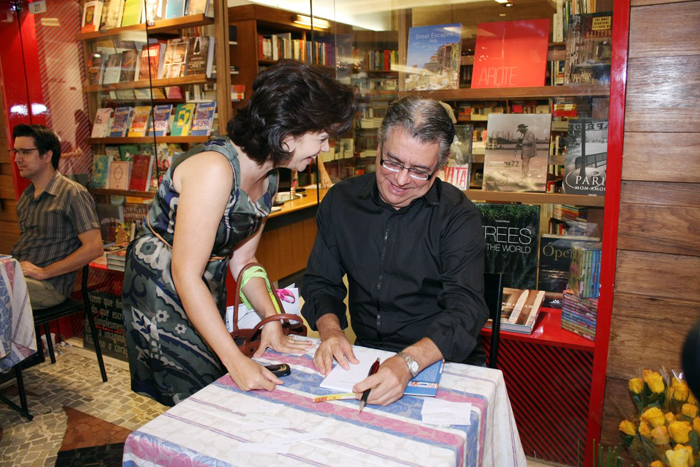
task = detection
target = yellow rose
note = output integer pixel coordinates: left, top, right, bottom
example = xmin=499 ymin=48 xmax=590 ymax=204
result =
xmin=619 ymin=420 xmax=636 ymax=436
xmin=669 ymin=421 xmax=693 ymax=444
xmin=673 ymin=445 xmax=694 ymax=467
xmin=672 ymin=378 xmax=690 ymax=402
xmin=639 ymin=419 xmax=652 ymax=438
xmin=650 ymin=461 xmax=665 ymax=467
xmin=666 ymin=447 xmax=691 ymax=467
xmin=666 ymin=412 xmax=676 ymax=424
xmin=643 ymin=370 xmax=666 ymax=394
xmin=693 ymin=417 xmax=700 ymax=436
xmin=651 ymin=425 xmax=670 ymax=445
xmin=629 ymin=377 xmax=644 ymax=394
xmin=682 ymin=403 xmax=698 ymax=419
xmin=643 ymin=407 xmax=667 ymax=427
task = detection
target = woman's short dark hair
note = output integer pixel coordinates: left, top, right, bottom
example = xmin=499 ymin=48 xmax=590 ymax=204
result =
xmin=12 ymin=124 xmax=62 ymax=169
xmin=378 ymin=95 xmax=455 ymax=167
xmin=227 ymin=61 xmax=356 ymax=166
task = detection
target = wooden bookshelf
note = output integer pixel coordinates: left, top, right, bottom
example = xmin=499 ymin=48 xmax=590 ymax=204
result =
xmin=75 ymin=14 xmax=215 ymax=41
xmin=84 ymin=75 xmax=214 ymax=93
xmin=90 ymin=188 xmax=156 ymax=198
xmin=464 ymin=190 xmax=605 ymax=207
xmin=400 ymin=85 xmax=610 ymax=101
xmin=88 ymin=136 xmax=209 ymax=144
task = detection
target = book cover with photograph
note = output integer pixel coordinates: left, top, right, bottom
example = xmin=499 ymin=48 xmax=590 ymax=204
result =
xmin=565 ymin=13 xmax=613 ymax=86
xmin=91 ymin=108 xmax=113 ymax=138
xmin=81 ymin=0 xmax=103 ymax=33
xmin=186 ymin=0 xmax=208 ymax=16
xmin=142 ymin=0 xmax=166 ymax=24
xmin=483 ymin=113 xmax=551 ymax=192
xmin=160 ymin=38 xmax=189 ymax=79
xmin=109 ymin=107 xmax=133 ymax=137
xmin=538 ymin=234 xmax=600 ymax=293
xmin=405 ymin=23 xmax=462 ymax=91
xmin=185 ymin=36 xmax=211 ymax=76
xmin=471 ymin=19 xmax=550 ymax=89
xmin=149 ymin=104 xmax=173 ymax=136
xmin=189 ymin=102 xmax=216 ymax=136
xmin=563 ymin=119 xmax=608 ymax=195
xmin=170 ymin=103 xmax=195 ymax=136
xmin=476 ymin=203 xmax=540 ymax=290
xmin=99 ymin=0 xmax=124 ymax=31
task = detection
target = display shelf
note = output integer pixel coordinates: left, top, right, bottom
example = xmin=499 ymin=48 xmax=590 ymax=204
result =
xmin=400 ymin=85 xmax=610 ymax=101
xmin=465 ymin=190 xmax=605 ymax=207
xmin=84 ymin=74 xmax=214 ymax=93
xmin=90 ymin=188 xmax=156 ymax=198
xmin=88 ymin=136 xmax=208 ymax=144
xmin=75 ymin=14 xmax=215 ymax=41
xmin=481 ymin=307 xmax=595 ymax=352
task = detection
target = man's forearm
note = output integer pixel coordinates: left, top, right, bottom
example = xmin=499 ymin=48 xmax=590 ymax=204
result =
xmin=400 ymin=338 xmax=443 ymax=374
xmin=315 ymin=312 xmax=344 ymax=340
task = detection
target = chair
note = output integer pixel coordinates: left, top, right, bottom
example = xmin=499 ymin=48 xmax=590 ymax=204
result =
xmin=483 ymin=272 xmax=504 ymax=369
xmin=33 ymin=264 xmax=108 ymax=382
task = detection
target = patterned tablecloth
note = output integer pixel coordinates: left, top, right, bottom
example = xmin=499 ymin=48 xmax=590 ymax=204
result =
xmin=0 ymin=257 xmax=36 ymax=372
xmin=123 ymin=341 xmax=526 ymax=467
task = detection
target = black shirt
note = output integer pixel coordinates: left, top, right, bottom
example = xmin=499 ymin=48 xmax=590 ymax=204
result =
xmin=301 ymin=173 xmax=488 ymax=365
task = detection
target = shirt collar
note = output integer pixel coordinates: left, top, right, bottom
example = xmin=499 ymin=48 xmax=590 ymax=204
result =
xmin=33 ymin=170 xmax=62 ymax=199
xmin=359 ymin=173 xmax=442 ymax=209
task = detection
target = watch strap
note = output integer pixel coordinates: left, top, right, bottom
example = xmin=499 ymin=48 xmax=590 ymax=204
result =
xmin=397 ymin=351 xmax=420 ymax=378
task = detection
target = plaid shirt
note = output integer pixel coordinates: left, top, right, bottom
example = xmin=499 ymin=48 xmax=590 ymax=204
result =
xmin=12 ymin=171 xmax=99 ymax=297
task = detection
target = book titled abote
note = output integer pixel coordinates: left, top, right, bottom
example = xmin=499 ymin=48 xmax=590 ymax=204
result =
xmin=109 ymin=107 xmax=133 ymax=137
xmin=190 ymin=102 xmax=216 ymax=136
xmin=128 ymin=154 xmax=154 ymax=192
xmin=109 ymin=160 xmax=132 ymax=191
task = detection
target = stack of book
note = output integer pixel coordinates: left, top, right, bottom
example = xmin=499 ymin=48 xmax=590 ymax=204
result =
xmin=568 ymin=241 xmax=602 ymax=299
xmin=561 ymin=289 xmax=597 ymax=341
xmin=105 ymin=244 xmax=128 ymax=272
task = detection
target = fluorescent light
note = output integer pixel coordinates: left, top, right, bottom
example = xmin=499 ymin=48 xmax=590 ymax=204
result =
xmin=494 ymin=0 xmax=510 ymax=3
xmin=294 ymin=14 xmax=330 ymax=30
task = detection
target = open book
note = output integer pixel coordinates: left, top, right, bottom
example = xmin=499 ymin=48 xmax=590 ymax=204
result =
xmin=485 ymin=288 xmax=546 ymax=334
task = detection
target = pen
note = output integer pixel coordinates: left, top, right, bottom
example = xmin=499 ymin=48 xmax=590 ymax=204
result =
xmin=359 ymin=358 xmax=380 ymax=413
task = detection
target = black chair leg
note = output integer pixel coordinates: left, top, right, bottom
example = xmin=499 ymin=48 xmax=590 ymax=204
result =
xmin=84 ymin=302 xmax=108 ymax=382
xmin=0 ymin=365 xmax=33 ymax=421
xmin=44 ymin=323 xmax=56 ymax=364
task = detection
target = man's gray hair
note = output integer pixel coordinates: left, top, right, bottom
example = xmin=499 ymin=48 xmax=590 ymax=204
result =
xmin=378 ymin=95 xmax=456 ymax=167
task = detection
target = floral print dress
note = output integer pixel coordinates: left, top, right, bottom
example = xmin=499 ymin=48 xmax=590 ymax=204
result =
xmin=122 ymin=137 xmax=278 ymax=406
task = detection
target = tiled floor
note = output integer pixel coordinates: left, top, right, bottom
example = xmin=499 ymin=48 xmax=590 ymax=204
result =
xmin=0 ymin=343 xmax=564 ymax=467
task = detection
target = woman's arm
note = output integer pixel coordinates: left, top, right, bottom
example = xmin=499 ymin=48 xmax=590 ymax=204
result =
xmin=171 ymin=151 xmax=280 ymax=391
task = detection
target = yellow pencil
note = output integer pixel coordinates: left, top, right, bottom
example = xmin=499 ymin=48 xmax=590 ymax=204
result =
xmin=313 ymin=393 xmax=356 ymax=403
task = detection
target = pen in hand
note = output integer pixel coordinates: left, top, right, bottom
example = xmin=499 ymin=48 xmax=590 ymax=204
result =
xmin=359 ymin=358 xmax=380 ymax=413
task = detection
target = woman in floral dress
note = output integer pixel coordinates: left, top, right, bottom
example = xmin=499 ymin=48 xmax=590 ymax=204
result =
xmin=122 ymin=61 xmax=355 ymax=406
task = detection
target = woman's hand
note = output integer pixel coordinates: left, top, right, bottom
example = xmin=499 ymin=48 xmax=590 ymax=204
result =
xmin=253 ymin=320 xmax=312 ymax=358
xmin=226 ymin=357 xmax=282 ymax=391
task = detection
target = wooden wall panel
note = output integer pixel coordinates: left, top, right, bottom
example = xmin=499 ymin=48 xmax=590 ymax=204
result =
xmin=0 ymin=199 xmax=15 ymax=221
xmin=0 ymin=220 xmax=18 ymax=254
xmin=617 ymin=204 xmax=700 ymax=255
xmin=625 ymin=55 xmax=700 ymax=133
xmin=613 ymin=293 xmax=700 ymax=327
xmin=0 ymin=174 xmax=14 ymax=199
xmin=632 ymin=0 xmax=691 ymax=6
xmin=629 ymin=2 xmax=700 ymax=57
xmin=615 ymin=250 xmax=700 ymax=302
xmin=601 ymin=377 xmax=636 ymax=465
xmin=621 ymin=180 xmax=700 ymax=206
xmin=621 ymin=132 xmax=700 ymax=183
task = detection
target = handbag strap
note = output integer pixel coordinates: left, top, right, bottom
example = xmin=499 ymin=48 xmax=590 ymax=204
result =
xmin=146 ymin=215 xmax=226 ymax=262
xmin=241 ymin=313 xmax=305 ymax=349
xmin=232 ymin=262 xmax=287 ymax=333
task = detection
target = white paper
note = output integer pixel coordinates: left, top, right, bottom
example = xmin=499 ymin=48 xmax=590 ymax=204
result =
xmin=226 ymin=285 xmax=300 ymax=332
xmin=421 ymin=399 xmax=472 ymax=426
xmin=319 ymin=348 xmax=387 ymax=393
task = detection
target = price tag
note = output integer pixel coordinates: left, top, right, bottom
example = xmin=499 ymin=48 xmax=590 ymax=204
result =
xmin=29 ymin=0 xmax=46 ymax=14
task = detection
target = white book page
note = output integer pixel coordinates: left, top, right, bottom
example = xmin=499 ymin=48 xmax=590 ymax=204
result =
xmin=319 ymin=347 xmax=387 ymax=393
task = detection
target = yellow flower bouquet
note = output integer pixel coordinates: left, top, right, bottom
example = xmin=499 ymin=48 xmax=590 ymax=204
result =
xmin=620 ymin=369 xmax=700 ymax=466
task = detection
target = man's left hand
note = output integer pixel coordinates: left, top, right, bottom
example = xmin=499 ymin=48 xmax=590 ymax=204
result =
xmin=351 ymin=355 xmax=412 ymax=407
xmin=20 ymin=261 xmax=47 ymax=280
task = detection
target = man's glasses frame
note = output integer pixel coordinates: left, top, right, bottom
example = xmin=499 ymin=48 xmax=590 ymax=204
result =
xmin=379 ymin=156 xmax=437 ymax=181
xmin=10 ymin=148 xmax=39 ymax=156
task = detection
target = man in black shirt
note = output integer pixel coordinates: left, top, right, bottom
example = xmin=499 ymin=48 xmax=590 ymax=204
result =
xmin=301 ymin=95 xmax=488 ymax=407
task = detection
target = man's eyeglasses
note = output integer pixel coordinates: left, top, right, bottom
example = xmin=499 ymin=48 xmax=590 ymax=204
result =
xmin=10 ymin=148 xmax=39 ymax=156
xmin=380 ymin=157 xmax=435 ymax=181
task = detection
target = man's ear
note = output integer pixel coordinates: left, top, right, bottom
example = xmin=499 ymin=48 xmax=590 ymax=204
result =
xmin=40 ymin=150 xmax=53 ymax=162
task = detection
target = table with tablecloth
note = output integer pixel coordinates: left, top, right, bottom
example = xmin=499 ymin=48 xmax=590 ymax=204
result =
xmin=0 ymin=257 xmax=36 ymax=372
xmin=123 ymin=340 xmax=526 ymax=467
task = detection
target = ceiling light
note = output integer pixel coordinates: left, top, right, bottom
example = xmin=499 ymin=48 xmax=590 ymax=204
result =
xmin=294 ymin=14 xmax=330 ymax=30
xmin=494 ymin=0 xmax=510 ymax=3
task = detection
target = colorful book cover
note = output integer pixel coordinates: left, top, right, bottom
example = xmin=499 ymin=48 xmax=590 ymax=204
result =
xmin=91 ymin=154 xmax=112 ymax=189
xmin=102 ymin=53 xmax=123 ymax=85
xmin=119 ymin=144 xmax=140 ymax=161
xmin=404 ymin=360 xmax=444 ymax=397
xmin=108 ymin=160 xmax=132 ymax=191
xmin=91 ymin=108 xmax=113 ymax=138
xmin=81 ymin=1 xmax=103 ymax=33
xmin=160 ymin=38 xmax=189 ymax=79
xmin=127 ymin=106 xmax=152 ymax=137
xmin=121 ymin=0 xmax=143 ymax=27
xmin=565 ymin=13 xmax=613 ymax=86
xmin=138 ymin=43 xmax=162 ymax=81
xmin=405 ymin=24 xmax=462 ymax=91
xmin=471 ymin=19 xmax=550 ymax=89
xmin=99 ymin=0 xmax=124 ymax=30
xmin=109 ymin=107 xmax=133 ymax=137
xmin=170 ymin=103 xmax=195 ymax=136
xmin=120 ymin=49 xmax=140 ymax=83
xmin=128 ymin=154 xmax=154 ymax=192
xmin=563 ymin=119 xmax=608 ymax=195
xmin=105 ymin=145 xmax=120 ymax=159
xmin=482 ymin=113 xmax=551 ymax=193
xmin=150 ymin=104 xmax=173 ymax=136
xmin=538 ymin=234 xmax=600 ymax=293
xmin=189 ymin=102 xmax=216 ymax=136
xmin=142 ymin=0 xmax=167 ymax=23
xmin=86 ymin=52 xmax=104 ymax=86
xmin=185 ymin=36 xmax=211 ymax=76
xmin=441 ymin=123 xmax=473 ymax=190
xmin=476 ymin=203 xmax=540 ymax=290
xmin=165 ymin=0 xmax=186 ymax=19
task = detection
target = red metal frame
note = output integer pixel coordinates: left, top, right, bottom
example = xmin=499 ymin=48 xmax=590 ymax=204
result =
xmin=584 ymin=0 xmax=630 ymax=464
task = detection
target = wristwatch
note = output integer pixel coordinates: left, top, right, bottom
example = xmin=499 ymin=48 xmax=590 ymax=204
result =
xmin=397 ymin=351 xmax=420 ymax=378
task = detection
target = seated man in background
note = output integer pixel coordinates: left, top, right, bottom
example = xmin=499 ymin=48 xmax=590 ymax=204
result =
xmin=10 ymin=124 xmax=102 ymax=309
xmin=301 ymin=95 xmax=488 ymax=407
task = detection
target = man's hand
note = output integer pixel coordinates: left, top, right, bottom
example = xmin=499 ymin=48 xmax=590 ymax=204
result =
xmin=351 ymin=355 xmax=412 ymax=407
xmin=19 ymin=261 xmax=47 ymax=280
xmin=253 ymin=320 xmax=312 ymax=358
xmin=313 ymin=329 xmax=358 ymax=376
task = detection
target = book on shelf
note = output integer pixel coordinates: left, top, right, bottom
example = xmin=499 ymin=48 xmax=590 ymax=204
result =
xmin=484 ymin=287 xmax=546 ymax=334
xmin=120 ymin=48 xmax=140 ymax=83
xmin=161 ymin=38 xmax=189 ymax=79
xmin=440 ymin=123 xmax=473 ymax=190
xmin=91 ymin=154 xmax=113 ymax=189
xmin=142 ymin=0 xmax=166 ymax=23
xmin=404 ymin=23 xmax=462 ymax=91
xmin=165 ymin=0 xmax=186 ymax=19
xmin=133 ymin=87 xmax=166 ymax=100
xmin=108 ymin=160 xmax=132 ymax=191
xmin=568 ymin=241 xmax=602 ymax=299
xmin=189 ymin=102 xmax=216 ymax=136
xmin=138 ymin=42 xmax=166 ymax=81
xmin=150 ymin=104 xmax=173 ymax=137
xmin=471 ymin=19 xmax=550 ymax=89
xmin=128 ymin=154 xmax=154 ymax=192
xmin=565 ymin=12 xmax=613 ymax=86
xmin=86 ymin=52 xmax=105 ymax=86
xmin=99 ymin=0 xmax=124 ymax=31
xmin=109 ymin=107 xmax=133 ymax=138
xmin=482 ymin=113 xmax=551 ymax=193
xmin=563 ymin=119 xmax=608 ymax=196
xmin=105 ymin=145 xmax=120 ymax=160
xmin=185 ymin=36 xmax=215 ymax=78
xmin=121 ymin=0 xmax=143 ymax=27
xmin=91 ymin=108 xmax=113 ymax=138
xmin=186 ymin=0 xmax=209 ymax=16
xmin=476 ymin=203 xmax=540 ymax=290
xmin=102 ymin=53 xmax=123 ymax=85
xmin=561 ymin=289 xmax=597 ymax=341
xmin=127 ymin=106 xmax=152 ymax=137
xmin=81 ymin=0 xmax=103 ymax=33
xmin=170 ymin=103 xmax=195 ymax=136
xmin=119 ymin=144 xmax=140 ymax=161
xmin=538 ymin=234 xmax=600 ymax=293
